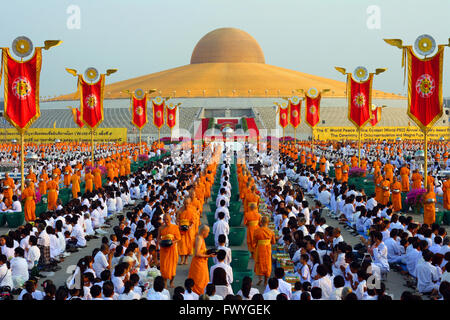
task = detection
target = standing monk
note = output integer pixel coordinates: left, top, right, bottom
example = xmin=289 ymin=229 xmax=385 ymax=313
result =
xmin=244 ymin=202 xmax=261 ymax=257
xmin=93 ymin=166 xmax=102 ymax=190
xmin=334 ymin=159 xmax=343 ymax=182
xmin=47 ymin=175 xmax=59 ymax=211
xmin=390 ymin=177 xmax=402 ymax=212
xmin=400 ymin=165 xmax=410 ymax=192
xmin=380 ymin=178 xmax=391 ymax=206
xmin=177 ymin=199 xmax=195 ymax=265
xmin=253 ymin=216 xmax=276 ymax=287
xmin=84 ymin=169 xmax=94 ymax=194
xmin=71 ymin=171 xmax=81 ymax=199
xmin=22 ymin=181 xmax=36 ymax=222
xmin=423 ymin=185 xmax=436 ymax=225
xmin=411 ymin=170 xmax=423 ymax=190
xmin=188 ymin=225 xmax=216 ymax=295
xmin=443 ymin=175 xmax=450 ymax=210
xmin=158 ymin=213 xmax=181 ymax=288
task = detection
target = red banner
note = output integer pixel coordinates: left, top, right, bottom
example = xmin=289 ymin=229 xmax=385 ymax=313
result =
xmin=131 ymin=94 xmax=147 ymax=129
xmin=71 ymin=107 xmax=84 ymax=128
xmin=289 ymin=100 xmax=301 ymax=128
xmin=407 ymin=46 xmax=444 ymax=130
xmin=2 ymin=48 xmax=42 ymax=133
xmin=279 ymin=105 xmax=289 ymax=128
xmin=370 ymin=106 xmax=381 ymax=127
xmin=79 ymin=74 xmax=104 ymax=129
xmin=152 ymin=99 xmax=165 ymax=129
xmin=305 ymin=93 xmax=321 ymax=128
xmin=347 ymin=73 xmax=373 ymax=128
xmin=166 ymin=104 xmax=177 ymax=129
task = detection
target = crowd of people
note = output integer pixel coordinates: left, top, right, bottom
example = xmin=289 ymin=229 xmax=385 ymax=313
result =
xmin=0 ymin=137 xmax=449 ymax=300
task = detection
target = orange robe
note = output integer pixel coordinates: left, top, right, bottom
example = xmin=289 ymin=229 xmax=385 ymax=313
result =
xmin=38 ymin=179 xmax=47 ymax=196
xmin=400 ymin=167 xmax=410 ymax=192
xmin=244 ymin=208 xmax=261 ymax=254
xmin=253 ymin=226 xmax=276 ymax=277
xmin=188 ymin=236 xmax=209 ymax=295
xmin=443 ymin=179 xmax=450 ymax=210
xmin=71 ymin=174 xmax=80 ymax=198
xmin=178 ymin=209 xmax=194 ymax=256
xmin=380 ymin=180 xmax=391 ymax=206
xmin=341 ymin=164 xmax=349 ymax=183
xmin=47 ymin=180 xmax=59 ymax=211
xmin=84 ymin=172 xmax=94 ymax=193
xmin=375 ymin=175 xmax=383 ymax=203
xmin=335 ymin=161 xmax=343 ymax=182
xmin=423 ymin=191 xmax=436 ymax=225
xmin=22 ymin=187 xmax=36 ymax=222
xmin=412 ymin=173 xmax=423 ymax=190
xmin=159 ymin=223 xmax=181 ymax=280
xmin=93 ymin=168 xmax=102 ymax=190
xmin=350 ymin=156 xmax=358 ymax=168
xmin=391 ymin=181 xmax=402 ymax=212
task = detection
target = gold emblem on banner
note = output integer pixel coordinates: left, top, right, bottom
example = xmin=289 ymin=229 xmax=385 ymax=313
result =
xmin=353 ymin=66 xmax=369 ymax=82
xmin=12 ymin=36 xmax=33 ymax=58
xmin=134 ymin=88 xmax=145 ymax=99
xmin=307 ymin=87 xmax=319 ymax=98
xmin=414 ymin=34 xmax=436 ymax=56
xmin=84 ymin=67 xmax=99 ymax=82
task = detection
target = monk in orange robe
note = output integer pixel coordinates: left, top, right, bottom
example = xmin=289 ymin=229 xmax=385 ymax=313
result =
xmin=244 ymin=185 xmax=259 ymax=214
xmin=47 ymin=176 xmax=59 ymax=211
xmin=411 ymin=170 xmax=423 ymax=190
xmin=22 ymin=181 xmax=36 ymax=222
xmin=177 ymin=200 xmax=195 ymax=265
xmin=84 ymin=170 xmax=94 ymax=193
xmin=71 ymin=172 xmax=81 ymax=198
xmin=334 ymin=160 xmax=343 ymax=182
xmin=38 ymin=177 xmax=47 ymax=196
xmin=253 ymin=216 xmax=276 ymax=287
xmin=390 ymin=177 xmax=402 ymax=212
xmin=319 ymin=156 xmax=326 ymax=173
xmin=244 ymin=202 xmax=261 ymax=256
xmin=158 ymin=214 xmax=181 ymax=288
xmin=400 ymin=166 xmax=410 ymax=192
xmin=188 ymin=225 xmax=215 ymax=295
xmin=2 ymin=173 xmax=14 ymax=207
xmin=423 ymin=185 xmax=436 ymax=225
xmin=384 ymin=163 xmax=394 ymax=183
xmin=350 ymin=155 xmax=358 ymax=168
xmin=443 ymin=176 xmax=450 ymax=210
xmin=93 ymin=167 xmax=102 ymax=190
xmin=341 ymin=163 xmax=349 ymax=183
xmin=360 ymin=158 xmax=368 ymax=177
xmin=374 ymin=173 xmax=383 ymax=203
xmin=380 ymin=178 xmax=391 ymax=206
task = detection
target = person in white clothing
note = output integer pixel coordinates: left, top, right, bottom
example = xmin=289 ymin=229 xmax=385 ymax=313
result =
xmin=93 ymin=244 xmax=112 ymax=278
xmin=262 ymin=278 xmax=281 ymax=300
xmin=264 ymin=268 xmax=292 ymax=299
xmin=210 ymin=250 xmax=233 ymax=285
xmin=10 ymin=247 xmax=29 ymax=288
xmin=212 ymin=212 xmax=229 ymax=247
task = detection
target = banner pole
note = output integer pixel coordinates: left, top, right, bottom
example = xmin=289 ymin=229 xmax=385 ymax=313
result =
xmin=20 ymin=131 xmax=25 ymax=193
xmin=358 ymin=127 xmax=361 ymax=167
xmin=139 ymin=128 xmax=142 ymax=155
xmin=158 ymin=128 xmax=160 ymax=143
xmin=424 ymin=129 xmax=428 ymax=190
xmin=282 ymin=127 xmax=285 ymax=144
xmin=294 ymin=127 xmax=296 ymax=146
xmin=91 ymin=129 xmax=95 ymax=165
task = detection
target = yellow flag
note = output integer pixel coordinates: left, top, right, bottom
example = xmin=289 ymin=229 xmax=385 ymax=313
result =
xmin=53 ymin=121 xmax=56 ymax=128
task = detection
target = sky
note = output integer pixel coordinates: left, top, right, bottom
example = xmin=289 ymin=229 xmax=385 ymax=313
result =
xmin=0 ymin=0 xmax=449 ymax=98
